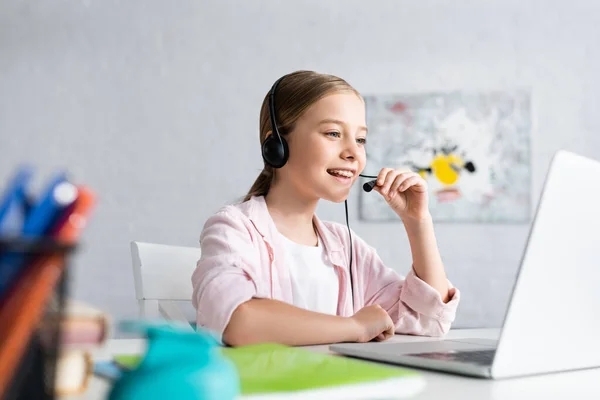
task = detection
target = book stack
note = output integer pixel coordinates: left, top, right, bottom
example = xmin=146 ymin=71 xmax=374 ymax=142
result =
xmin=49 ymin=299 xmax=111 ymax=396
xmin=0 ymin=166 xmax=98 ymax=399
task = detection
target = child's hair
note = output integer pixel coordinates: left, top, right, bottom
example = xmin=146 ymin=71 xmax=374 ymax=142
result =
xmin=244 ymin=70 xmax=361 ymax=202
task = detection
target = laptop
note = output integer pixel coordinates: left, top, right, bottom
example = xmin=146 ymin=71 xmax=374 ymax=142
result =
xmin=331 ymin=150 xmax=600 ymax=379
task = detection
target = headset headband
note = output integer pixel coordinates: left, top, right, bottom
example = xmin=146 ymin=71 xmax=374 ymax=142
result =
xmin=268 ymin=76 xmax=285 ymax=143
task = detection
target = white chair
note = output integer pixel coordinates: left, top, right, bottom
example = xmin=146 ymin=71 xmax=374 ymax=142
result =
xmin=130 ymin=241 xmax=200 ymax=332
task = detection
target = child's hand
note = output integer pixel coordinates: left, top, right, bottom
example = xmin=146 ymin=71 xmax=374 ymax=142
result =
xmin=349 ymin=304 xmax=395 ymax=342
xmin=372 ymin=168 xmax=431 ymax=222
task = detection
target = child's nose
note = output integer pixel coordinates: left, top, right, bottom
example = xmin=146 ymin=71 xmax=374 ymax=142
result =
xmin=341 ymin=138 xmax=361 ymax=160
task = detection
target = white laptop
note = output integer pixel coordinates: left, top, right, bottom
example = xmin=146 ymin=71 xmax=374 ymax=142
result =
xmin=331 ymin=150 xmax=600 ymax=379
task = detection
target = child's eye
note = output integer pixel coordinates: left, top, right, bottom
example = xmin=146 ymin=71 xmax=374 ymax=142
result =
xmin=326 ymin=131 xmax=341 ymax=138
xmin=357 ymin=138 xmax=367 ymax=145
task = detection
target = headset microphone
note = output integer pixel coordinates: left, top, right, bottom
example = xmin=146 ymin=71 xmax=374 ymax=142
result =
xmin=362 ymin=179 xmax=378 ymax=192
xmin=359 ymin=174 xmax=378 ymax=192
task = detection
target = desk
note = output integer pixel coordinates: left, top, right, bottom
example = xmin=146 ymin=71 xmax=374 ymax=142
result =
xmin=63 ymin=328 xmax=600 ymax=400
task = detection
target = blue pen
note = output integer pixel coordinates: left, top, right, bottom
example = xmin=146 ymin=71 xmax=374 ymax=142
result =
xmin=0 ymin=165 xmax=34 ymax=237
xmin=21 ymin=172 xmax=78 ymax=237
xmin=0 ymin=171 xmax=78 ymax=296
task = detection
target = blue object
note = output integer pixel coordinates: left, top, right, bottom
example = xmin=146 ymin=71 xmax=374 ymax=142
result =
xmin=94 ymin=361 xmax=123 ymax=381
xmin=108 ymin=322 xmax=240 ymax=400
xmin=0 ymin=170 xmax=77 ymax=295
xmin=22 ymin=171 xmax=74 ymax=237
xmin=0 ymin=166 xmax=34 ymax=296
xmin=0 ymin=165 xmax=33 ymax=237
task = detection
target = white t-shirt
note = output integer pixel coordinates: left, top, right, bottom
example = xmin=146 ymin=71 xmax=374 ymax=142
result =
xmin=280 ymin=233 xmax=339 ymax=315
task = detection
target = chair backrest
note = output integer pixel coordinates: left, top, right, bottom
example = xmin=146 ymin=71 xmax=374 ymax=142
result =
xmin=130 ymin=241 xmax=200 ymax=302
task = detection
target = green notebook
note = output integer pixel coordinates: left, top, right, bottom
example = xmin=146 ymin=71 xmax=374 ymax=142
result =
xmin=114 ymin=343 xmax=425 ymax=399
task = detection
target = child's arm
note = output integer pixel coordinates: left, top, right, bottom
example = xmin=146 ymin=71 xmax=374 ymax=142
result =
xmin=371 ymin=169 xmax=451 ymax=301
xmin=347 ymin=225 xmax=459 ymax=337
xmin=223 ymin=299 xmax=395 ymax=347
xmin=404 ymin=215 xmax=450 ymax=302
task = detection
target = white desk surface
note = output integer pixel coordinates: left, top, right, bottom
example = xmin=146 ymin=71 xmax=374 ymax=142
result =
xmin=64 ymin=328 xmax=600 ymax=400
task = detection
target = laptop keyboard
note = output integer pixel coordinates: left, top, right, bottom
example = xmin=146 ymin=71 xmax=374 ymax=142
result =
xmin=407 ymin=349 xmax=496 ymax=366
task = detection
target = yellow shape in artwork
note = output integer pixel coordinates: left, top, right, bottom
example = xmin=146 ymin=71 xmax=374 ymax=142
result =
xmin=430 ymin=154 xmax=465 ymax=185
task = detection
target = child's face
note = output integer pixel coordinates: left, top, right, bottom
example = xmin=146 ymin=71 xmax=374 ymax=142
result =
xmin=281 ymin=91 xmax=368 ymax=203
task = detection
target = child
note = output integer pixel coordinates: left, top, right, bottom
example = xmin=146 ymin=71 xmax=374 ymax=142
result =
xmin=191 ymin=70 xmax=460 ymax=347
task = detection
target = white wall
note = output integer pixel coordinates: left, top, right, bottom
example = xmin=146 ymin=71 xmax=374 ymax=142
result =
xmin=1 ymin=0 xmax=599 ymax=334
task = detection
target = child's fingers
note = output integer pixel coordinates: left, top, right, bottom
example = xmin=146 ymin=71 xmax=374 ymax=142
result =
xmin=398 ymin=175 xmax=421 ymax=191
xmin=388 ymin=173 xmax=411 ymax=199
xmin=376 ymin=168 xmax=393 ymax=189
xmin=380 ymin=170 xmax=401 ymax=197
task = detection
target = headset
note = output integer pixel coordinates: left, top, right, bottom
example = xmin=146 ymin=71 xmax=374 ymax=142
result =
xmin=262 ymin=76 xmax=380 ymax=312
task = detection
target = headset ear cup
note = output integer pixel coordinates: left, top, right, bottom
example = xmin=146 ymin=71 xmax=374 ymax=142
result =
xmin=280 ymin=136 xmax=289 ymax=165
xmin=261 ymin=135 xmax=289 ymax=168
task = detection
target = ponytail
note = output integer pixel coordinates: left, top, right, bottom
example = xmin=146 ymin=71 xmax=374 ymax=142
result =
xmin=243 ymin=167 xmax=274 ymax=202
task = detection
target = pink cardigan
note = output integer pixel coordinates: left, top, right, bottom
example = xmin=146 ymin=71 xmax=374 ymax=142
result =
xmin=191 ymin=195 xmax=460 ymax=341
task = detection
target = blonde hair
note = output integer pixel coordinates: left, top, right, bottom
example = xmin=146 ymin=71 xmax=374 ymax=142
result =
xmin=243 ymin=70 xmax=361 ymax=202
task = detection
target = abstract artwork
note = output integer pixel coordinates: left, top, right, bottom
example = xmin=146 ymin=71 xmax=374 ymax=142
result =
xmin=359 ymin=90 xmax=531 ymax=223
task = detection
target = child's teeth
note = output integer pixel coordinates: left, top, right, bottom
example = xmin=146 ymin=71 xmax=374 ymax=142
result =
xmin=330 ymin=170 xmax=352 ymax=177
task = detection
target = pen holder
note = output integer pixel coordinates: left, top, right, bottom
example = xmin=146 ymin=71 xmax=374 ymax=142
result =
xmin=108 ymin=322 xmax=240 ymax=400
xmin=0 ymin=237 xmax=77 ymax=400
